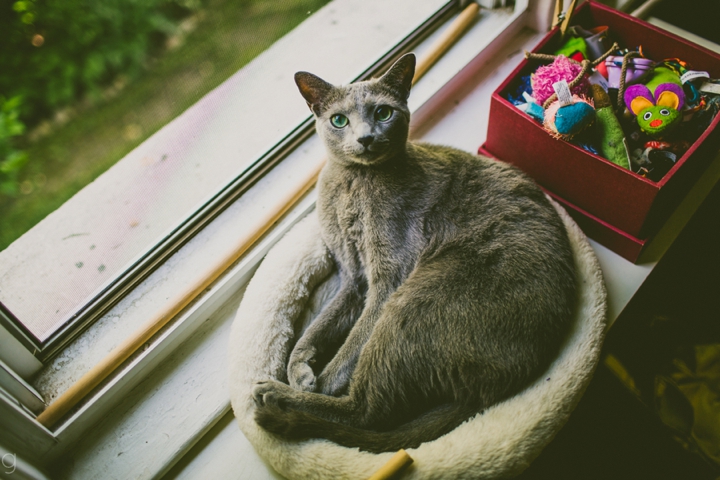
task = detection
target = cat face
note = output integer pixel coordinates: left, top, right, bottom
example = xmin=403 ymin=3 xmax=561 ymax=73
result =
xmin=295 ymin=54 xmax=416 ymax=166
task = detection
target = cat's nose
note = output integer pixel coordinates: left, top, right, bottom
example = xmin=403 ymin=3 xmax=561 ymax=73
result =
xmin=358 ymin=135 xmax=374 ymax=148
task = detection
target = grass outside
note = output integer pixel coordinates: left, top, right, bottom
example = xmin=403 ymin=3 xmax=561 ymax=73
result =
xmin=0 ymin=0 xmax=330 ymax=251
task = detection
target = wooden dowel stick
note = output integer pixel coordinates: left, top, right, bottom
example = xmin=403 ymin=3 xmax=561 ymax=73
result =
xmin=36 ymin=162 xmax=323 ymax=428
xmin=413 ymin=2 xmax=480 ymax=83
xmin=368 ymin=450 xmax=414 ymax=480
xmin=36 ymin=1 xmax=481 ymax=429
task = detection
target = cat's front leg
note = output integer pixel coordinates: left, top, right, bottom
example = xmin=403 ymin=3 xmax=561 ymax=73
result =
xmin=252 ymin=379 xmax=359 ymax=430
xmin=317 ymin=296 xmax=384 ymax=396
xmin=317 ymin=355 xmax=356 ymax=396
xmin=287 ymin=278 xmax=364 ymax=392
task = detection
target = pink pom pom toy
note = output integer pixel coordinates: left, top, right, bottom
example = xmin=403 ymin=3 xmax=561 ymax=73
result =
xmin=531 ymin=55 xmax=590 ymax=105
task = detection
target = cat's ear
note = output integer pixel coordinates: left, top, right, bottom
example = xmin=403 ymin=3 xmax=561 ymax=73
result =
xmin=295 ymin=72 xmax=334 ymax=115
xmin=379 ymin=53 xmax=416 ymax=101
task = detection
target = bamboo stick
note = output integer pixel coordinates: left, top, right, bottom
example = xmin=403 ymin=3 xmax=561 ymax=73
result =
xmin=36 ymin=1 xmax=481 ymax=430
xmin=368 ymin=450 xmax=414 ymax=480
xmin=413 ymin=2 xmax=480 ymax=83
xmin=36 ymin=164 xmax=323 ymax=428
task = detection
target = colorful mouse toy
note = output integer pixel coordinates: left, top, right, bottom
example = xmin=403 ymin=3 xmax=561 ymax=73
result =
xmin=623 ymin=65 xmax=685 ymax=138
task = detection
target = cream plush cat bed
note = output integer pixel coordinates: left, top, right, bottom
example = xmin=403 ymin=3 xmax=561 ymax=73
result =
xmin=228 ymin=200 xmax=607 ymax=479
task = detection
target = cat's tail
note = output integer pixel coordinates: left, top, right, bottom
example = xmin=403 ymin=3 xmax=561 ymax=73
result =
xmin=255 ymin=402 xmax=479 ymax=454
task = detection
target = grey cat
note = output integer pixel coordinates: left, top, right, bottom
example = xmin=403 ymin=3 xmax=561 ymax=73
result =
xmin=252 ymin=53 xmax=577 ymax=453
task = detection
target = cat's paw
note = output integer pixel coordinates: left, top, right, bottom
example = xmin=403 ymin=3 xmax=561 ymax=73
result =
xmin=252 ymin=380 xmax=291 ymax=409
xmin=287 ymin=347 xmax=317 ymax=392
xmin=252 ymin=381 xmax=309 ymax=438
xmin=288 ymin=360 xmax=316 ymax=392
xmin=253 ymin=384 xmax=291 ymax=435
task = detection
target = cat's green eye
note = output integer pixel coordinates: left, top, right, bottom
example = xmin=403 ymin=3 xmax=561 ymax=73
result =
xmin=375 ymin=106 xmax=393 ymax=122
xmin=331 ymin=114 xmax=349 ymax=128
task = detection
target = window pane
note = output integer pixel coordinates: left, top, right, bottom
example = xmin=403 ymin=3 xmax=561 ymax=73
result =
xmin=0 ymin=0 xmax=449 ymax=343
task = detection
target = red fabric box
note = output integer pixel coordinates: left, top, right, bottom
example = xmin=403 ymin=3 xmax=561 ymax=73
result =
xmin=481 ymin=1 xmax=720 ymax=262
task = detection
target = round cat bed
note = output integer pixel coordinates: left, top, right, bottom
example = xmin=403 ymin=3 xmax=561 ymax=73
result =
xmin=228 ymin=199 xmax=607 ymax=479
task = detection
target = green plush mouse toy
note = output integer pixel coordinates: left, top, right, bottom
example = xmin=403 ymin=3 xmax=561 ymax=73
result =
xmin=623 ymin=65 xmax=685 ymax=138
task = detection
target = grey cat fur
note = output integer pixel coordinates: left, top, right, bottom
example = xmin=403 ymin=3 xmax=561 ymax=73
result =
xmin=252 ymin=53 xmax=578 ymax=453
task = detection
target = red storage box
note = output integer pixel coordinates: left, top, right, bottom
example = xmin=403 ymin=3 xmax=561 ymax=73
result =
xmin=481 ymin=1 xmax=720 ymax=262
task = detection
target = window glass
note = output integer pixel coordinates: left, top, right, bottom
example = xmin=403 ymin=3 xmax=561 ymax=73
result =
xmin=0 ymin=0 xmax=449 ymax=344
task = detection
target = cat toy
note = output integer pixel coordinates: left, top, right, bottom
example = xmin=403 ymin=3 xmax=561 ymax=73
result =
xmin=591 ymin=84 xmax=630 ymax=168
xmin=622 ymin=61 xmax=685 ymax=138
xmin=605 ymin=55 xmax=654 ymax=89
xmin=542 ymin=80 xmax=595 ymax=140
xmin=525 ymin=44 xmax=618 ymax=140
xmin=556 ymin=25 xmax=610 ymax=65
xmin=526 ymin=42 xmax=618 ymax=108
xmin=529 ymin=54 xmax=590 ymax=106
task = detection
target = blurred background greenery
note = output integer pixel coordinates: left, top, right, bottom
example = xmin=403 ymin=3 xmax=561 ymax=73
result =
xmin=0 ymin=0 xmax=330 ymax=250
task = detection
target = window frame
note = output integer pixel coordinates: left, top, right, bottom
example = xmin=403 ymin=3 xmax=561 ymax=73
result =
xmin=0 ymin=0 xmax=462 ymax=364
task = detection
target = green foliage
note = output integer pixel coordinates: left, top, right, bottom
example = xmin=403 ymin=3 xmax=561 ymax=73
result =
xmin=0 ymin=0 xmax=201 ymax=126
xmin=0 ymin=0 xmax=331 ymax=249
xmin=0 ymin=96 xmax=29 ymax=196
